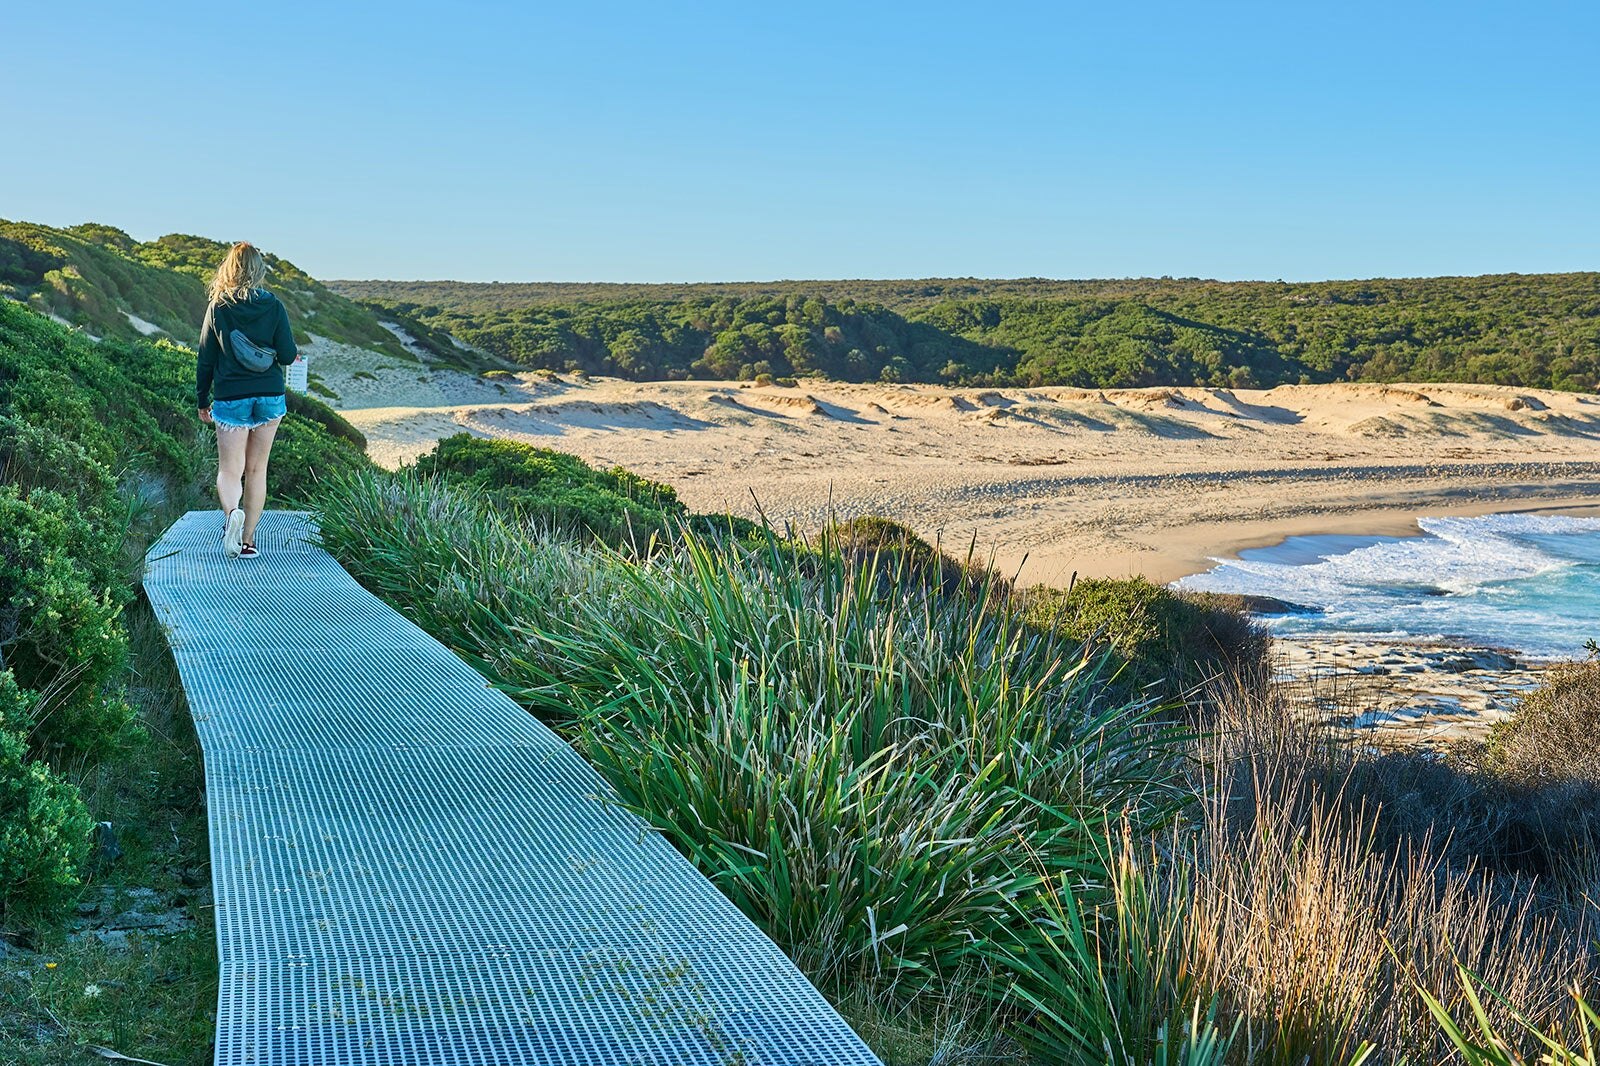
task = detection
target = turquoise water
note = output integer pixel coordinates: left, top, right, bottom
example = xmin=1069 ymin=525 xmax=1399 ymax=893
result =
xmin=1174 ymin=513 xmax=1600 ymax=660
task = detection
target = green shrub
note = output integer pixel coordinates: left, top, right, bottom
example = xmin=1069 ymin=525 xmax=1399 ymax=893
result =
xmin=0 ymin=487 xmax=133 ymax=760
xmin=267 ymin=413 xmax=372 ymax=505
xmin=0 ymin=301 xmax=205 ymax=492
xmin=412 ymin=434 xmax=686 ymax=546
xmin=1022 ymin=577 xmax=1268 ymax=704
xmin=0 ymin=414 xmax=116 ymax=505
xmin=820 ymin=515 xmax=997 ymax=602
xmin=828 ymin=515 xmax=943 ymax=565
xmin=1482 ymin=661 xmax=1600 ymax=789
xmin=0 ymin=671 xmax=92 ymax=923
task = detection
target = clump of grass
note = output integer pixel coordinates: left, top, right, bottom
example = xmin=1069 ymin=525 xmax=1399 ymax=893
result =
xmin=988 ymin=680 xmax=1593 ymax=1064
xmin=1423 ymin=962 xmax=1600 ymax=1065
xmin=316 ymin=467 xmax=1187 ymax=998
xmin=1020 ymin=577 xmax=1270 ymax=707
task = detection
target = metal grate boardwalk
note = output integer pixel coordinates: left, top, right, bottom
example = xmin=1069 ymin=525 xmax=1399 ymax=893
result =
xmin=144 ymin=511 xmax=882 ymax=1066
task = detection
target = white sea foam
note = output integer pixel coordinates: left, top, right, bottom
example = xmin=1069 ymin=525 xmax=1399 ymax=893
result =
xmin=1176 ymin=513 xmax=1600 ymax=658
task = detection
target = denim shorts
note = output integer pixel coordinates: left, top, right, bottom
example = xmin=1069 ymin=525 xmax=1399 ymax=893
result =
xmin=212 ymin=394 xmax=287 ymax=430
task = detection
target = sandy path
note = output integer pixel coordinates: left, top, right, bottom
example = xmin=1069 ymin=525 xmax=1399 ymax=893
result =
xmin=325 ymin=373 xmax=1600 ymax=585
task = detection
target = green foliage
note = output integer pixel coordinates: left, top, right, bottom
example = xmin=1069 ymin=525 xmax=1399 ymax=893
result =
xmin=285 ymin=389 xmax=366 ymax=450
xmin=341 ymin=272 xmax=1600 ymax=391
xmin=314 ymin=468 xmax=1185 ymax=1000
xmin=349 ymin=291 xmax=1007 ymax=383
xmin=984 ymin=863 xmax=1240 ymax=1065
xmin=0 ymin=486 xmax=133 ymax=761
xmin=825 ymin=515 xmax=994 ymax=599
xmin=1421 ymin=962 xmax=1600 ymax=1065
xmin=267 ymin=414 xmax=372 ymax=505
xmin=0 ymin=672 xmax=92 ymax=923
xmin=1482 ymin=661 xmax=1600 ymax=788
xmin=1022 ymin=577 xmax=1268 ymax=703
xmin=413 ymin=434 xmax=687 ymax=545
xmin=0 ymin=414 xmax=118 ymax=509
xmin=0 ymin=218 xmax=418 ymax=360
xmin=0 ymin=234 xmax=66 ymax=286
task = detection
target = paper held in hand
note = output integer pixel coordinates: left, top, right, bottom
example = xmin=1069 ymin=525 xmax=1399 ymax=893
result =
xmin=285 ymin=355 xmax=309 ymax=394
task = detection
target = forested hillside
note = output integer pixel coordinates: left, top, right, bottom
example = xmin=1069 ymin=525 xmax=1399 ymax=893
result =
xmin=336 ymin=272 xmax=1600 ymax=391
xmin=0 ymin=220 xmax=442 ymax=362
xmin=6 ymin=216 xmax=1593 ymax=392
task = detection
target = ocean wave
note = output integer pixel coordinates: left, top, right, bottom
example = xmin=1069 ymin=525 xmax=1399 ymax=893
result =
xmin=1176 ymin=513 xmax=1600 ymax=658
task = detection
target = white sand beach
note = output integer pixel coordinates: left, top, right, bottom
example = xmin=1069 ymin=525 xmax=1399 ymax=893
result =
xmin=315 ymin=357 xmax=1600 ymax=589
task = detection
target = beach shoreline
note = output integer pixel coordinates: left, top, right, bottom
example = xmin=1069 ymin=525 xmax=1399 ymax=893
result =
xmin=311 ymin=355 xmax=1600 ymax=590
xmin=1155 ymin=496 xmax=1600 ymax=585
xmin=304 ymin=356 xmax=1600 ymax=745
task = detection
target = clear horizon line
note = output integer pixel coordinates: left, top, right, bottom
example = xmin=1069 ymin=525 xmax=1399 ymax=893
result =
xmin=324 ymin=267 xmax=1599 ymax=287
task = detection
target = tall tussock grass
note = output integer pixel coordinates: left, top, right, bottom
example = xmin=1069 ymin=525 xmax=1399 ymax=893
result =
xmin=319 ymin=468 xmax=1187 ymax=991
xmin=316 ymin=465 xmax=1598 ymax=1063
xmin=986 ymin=680 xmax=1592 ymax=1064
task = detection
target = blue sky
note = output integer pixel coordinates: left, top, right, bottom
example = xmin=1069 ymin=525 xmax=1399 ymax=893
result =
xmin=4 ymin=1 xmax=1596 ymax=281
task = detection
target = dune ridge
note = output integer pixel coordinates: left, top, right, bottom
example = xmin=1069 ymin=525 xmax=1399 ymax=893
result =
xmin=323 ymin=368 xmax=1600 ymax=584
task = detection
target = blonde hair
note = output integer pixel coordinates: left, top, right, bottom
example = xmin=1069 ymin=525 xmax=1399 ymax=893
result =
xmin=208 ymin=241 xmax=267 ymax=305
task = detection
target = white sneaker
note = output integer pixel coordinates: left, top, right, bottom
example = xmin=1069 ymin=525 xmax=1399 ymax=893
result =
xmin=223 ymin=508 xmax=245 ymax=558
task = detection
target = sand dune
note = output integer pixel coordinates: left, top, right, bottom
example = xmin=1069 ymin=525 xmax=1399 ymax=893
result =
xmin=330 ymin=373 xmax=1600 ymax=584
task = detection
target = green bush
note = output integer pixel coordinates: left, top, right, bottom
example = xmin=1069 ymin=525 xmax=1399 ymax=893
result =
xmin=0 ymin=302 xmax=205 ymax=492
xmin=0 ymin=486 xmax=133 ymax=760
xmin=1482 ymin=661 xmax=1600 ymax=788
xmin=1022 ymin=577 xmax=1268 ymax=704
xmin=267 ymin=413 xmax=372 ymax=505
xmin=0 ymin=414 xmax=117 ymax=505
xmin=413 ymin=434 xmax=687 ymax=546
xmin=0 ymin=671 xmax=92 ymax=923
xmin=825 ymin=515 xmax=992 ymax=599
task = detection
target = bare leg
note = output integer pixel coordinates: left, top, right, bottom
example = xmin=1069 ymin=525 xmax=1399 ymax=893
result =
xmin=242 ymin=418 xmax=282 ymax=544
xmin=216 ymin=426 xmax=248 ymax=514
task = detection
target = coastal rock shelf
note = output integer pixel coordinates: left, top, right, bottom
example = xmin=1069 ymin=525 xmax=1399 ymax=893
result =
xmin=144 ymin=511 xmax=879 ymax=1065
xmin=1274 ymin=637 xmax=1544 ymax=750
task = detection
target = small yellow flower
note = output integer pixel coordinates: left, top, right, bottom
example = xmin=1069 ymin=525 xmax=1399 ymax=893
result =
xmin=44 ymin=962 xmax=57 ymax=969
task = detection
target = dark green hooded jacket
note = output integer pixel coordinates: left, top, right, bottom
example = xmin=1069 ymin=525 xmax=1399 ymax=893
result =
xmin=196 ymin=289 xmax=297 ymax=407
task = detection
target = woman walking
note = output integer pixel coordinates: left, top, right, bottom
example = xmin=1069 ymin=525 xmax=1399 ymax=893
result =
xmin=196 ymin=242 xmax=300 ymax=558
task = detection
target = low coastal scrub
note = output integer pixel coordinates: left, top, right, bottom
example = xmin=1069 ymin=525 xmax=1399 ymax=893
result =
xmin=1483 ymin=660 xmax=1600 ymax=789
xmin=414 ymin=433 xmax=689 ymax=545
xmin=314 ymin=460 xmax=1600 ymax=1061
xmin=0 ymin=673 xmax=92 ymax=922
xmin=318 ymin=469 xmax=1189 ymax=990
xmin=0 ymin=219 xmax=424 ymax=360
xmin=0 ymin=301 xmax=365 ymax=920
xmin=1022 ymin=577 xmax=1270 ymax=704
